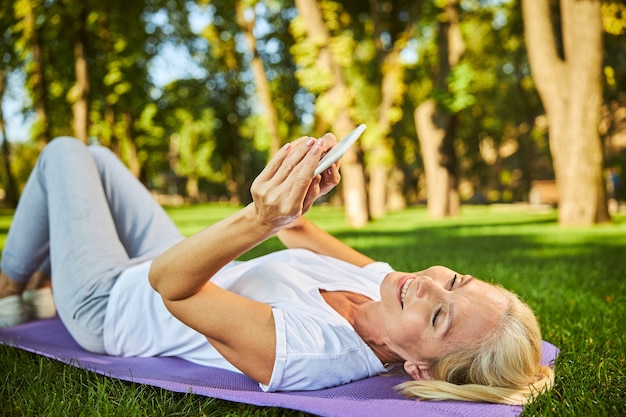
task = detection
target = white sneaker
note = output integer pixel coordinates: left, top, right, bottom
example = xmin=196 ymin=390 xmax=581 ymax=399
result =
xmin=22 ymin=287 xmax=56 ymax=319
xmin=0 ymin=295 xmax=28 ymax=328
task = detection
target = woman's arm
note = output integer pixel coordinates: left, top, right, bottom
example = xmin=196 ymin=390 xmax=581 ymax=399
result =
xmin=277 ymin=217 xmax=375 ymax=267
xmin=149 ymin=137 xmax=332 ymax=300
xmin=149 ymin=204 xmax=273 ymax=301
xmin=148 ymin=135 xmax=337 ymax=385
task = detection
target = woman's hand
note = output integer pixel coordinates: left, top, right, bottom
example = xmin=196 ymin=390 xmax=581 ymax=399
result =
xmin=301 ymin=133 xmax=341 ymax=214
xmin=250 ymin=133 xmax=340 ymax=232
xmin=316 ymin=132 xmax=341 ymax=194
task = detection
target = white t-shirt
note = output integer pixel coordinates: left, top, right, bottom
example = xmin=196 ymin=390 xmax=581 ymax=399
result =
xmin=103 ymin=248 xmax=393 ymax=392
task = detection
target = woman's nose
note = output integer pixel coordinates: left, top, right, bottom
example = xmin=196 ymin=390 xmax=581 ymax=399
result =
xmin=415 ymin=276 xmax=441 ymax=298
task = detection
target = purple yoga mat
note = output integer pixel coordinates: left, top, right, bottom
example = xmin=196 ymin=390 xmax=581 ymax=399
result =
xmin=0 ymin=317 xmax=558 ymax=417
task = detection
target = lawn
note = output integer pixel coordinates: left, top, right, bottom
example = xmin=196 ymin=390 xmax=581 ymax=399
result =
xmin=1 ymin=204 xmax=625 ymax=416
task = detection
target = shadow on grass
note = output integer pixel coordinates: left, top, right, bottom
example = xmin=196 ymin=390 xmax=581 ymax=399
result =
xmin=1 ymin=204 xmax=624 ymax=416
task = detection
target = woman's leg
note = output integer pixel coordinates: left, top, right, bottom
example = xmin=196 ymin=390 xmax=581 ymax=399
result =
xmin=87 ymin=144 xmax=183 ymax=260
xmin=1 ymin=137 xmax=181 ymax=351
xmin=1 ymin=138 xmax=129 ymax=350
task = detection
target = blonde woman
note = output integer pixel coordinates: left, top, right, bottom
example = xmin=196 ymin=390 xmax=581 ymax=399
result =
xmin=0 ymin=136 xmax=553 ymax=404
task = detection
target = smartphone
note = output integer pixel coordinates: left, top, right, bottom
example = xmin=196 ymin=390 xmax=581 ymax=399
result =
xmin=313 ymin=124 xmax=366 ymax=177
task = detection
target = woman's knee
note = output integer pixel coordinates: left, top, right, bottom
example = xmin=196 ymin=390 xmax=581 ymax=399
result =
xmin=40 ymin=137 xmax=87 ymax=160
xmin=88 ymin=144 xmax=118 ymax=166
xmin=37 ymin=137 xmax=98 ymax=176
xmin=87 ymin=145 xmax=131 ymax=182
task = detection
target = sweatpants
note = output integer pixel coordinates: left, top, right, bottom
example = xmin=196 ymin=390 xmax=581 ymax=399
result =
xmin=1 ymin=137 xmax=184 ymax=352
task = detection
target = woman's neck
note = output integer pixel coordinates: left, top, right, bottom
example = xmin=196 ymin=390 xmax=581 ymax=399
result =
xmin=320 ymin=290 xmax=401 ymax=365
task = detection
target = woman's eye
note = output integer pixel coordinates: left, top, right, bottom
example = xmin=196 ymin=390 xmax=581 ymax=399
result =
xmin=432 ymin=307 xmax=442 ymax=326
xmin=448 ymin=274 xmax=457 ymax=290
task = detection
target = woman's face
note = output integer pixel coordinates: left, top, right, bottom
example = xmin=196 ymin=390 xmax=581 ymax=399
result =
xmin=380 ymin=266 xmax=507 ymax=366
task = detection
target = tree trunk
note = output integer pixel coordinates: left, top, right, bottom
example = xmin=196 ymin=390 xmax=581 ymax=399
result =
xmin=387 ymin=166 xmax=407 ymax=211
xmin=103 ymin=106 xmax=115 ymax=149
xmin=295 ymin=0 xmax=369 ymax=227
xmin=227 ymin=96 xmax=244 ymax=205
xmin=23 ymin=0 xmax=50 ymax=145
xmin=367 ymin=0 xmax=420 ymax=217
xmin=369 ymin=48 xmax=412 ymax=218
xmin=71 ymin=9 xmax=90 ymax=144
xmin=368 ymin=164 xmax=388 ymax=218
xmin=414 ymin=0 xmax=463 ymax=218
xmin=120 ymin=113 xmax=141 ymax=178
xmin=186 ymin=175 xmax=200 ymax=201
xmin=0 ymin=70 xmax=18 ymax=206
xmin=523 ymin=0 xmax=609 ymax=225
xmin=235 ymin=1 xmax=282 ymax=156
xmin=415 ymin=100 xmax=460 ymax=217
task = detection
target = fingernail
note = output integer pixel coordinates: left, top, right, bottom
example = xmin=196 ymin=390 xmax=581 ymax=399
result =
xmin=317 ymin=138 xmax=324 ymax=147
xmin=327 ymin=168 xmax=333 ymax=176
xmin=306 ymin=137 xmax=315 ymax=146
xmin=282 ymin=142 xmax=291 ymax=151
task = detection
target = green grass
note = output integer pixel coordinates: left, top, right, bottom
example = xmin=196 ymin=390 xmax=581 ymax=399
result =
xmin=1 ymin=204 xmax=625 ymax=416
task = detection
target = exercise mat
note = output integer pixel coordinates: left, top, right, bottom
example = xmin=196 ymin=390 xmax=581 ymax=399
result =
xmin=0 ymin=317 xmax=559 ymax=417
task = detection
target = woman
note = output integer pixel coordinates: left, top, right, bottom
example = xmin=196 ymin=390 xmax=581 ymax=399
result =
xmin=0 ymin=136 xmax=553 ymax=404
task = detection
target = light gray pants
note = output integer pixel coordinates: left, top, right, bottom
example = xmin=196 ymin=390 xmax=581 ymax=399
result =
xmin=1 ymin=137 xmax=184 ymax=352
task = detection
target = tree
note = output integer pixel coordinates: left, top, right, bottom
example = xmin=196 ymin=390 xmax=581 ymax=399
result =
xmin=414 ymin=0 xmax=464 ymax=218
xmin=601 ymin=1 xmax=626 ymax=174
xmin=91 ymin=0 xmax=165 ymax=178
xmin=0 ymin=1 xmax=20 ymax=206
xmin=360 ymin=0 xmax=421 ymax=218
xmin=181 ymin=3 xmax=263 ymax=203
xmin=235 ymin=0 xmax=282 ymax=156
xmin=168 ymin=107 xmax=225 ymax=201
xmin=14 ymin=0 xmax=52 ymax=146
xmin=292 ymin=0 xmax=369 ymax=227
xmin=68 ymin=1 xmax=90 ymax=143
xmin=0 ymin=70 xmax=19 ymax=206
xmin=442 ymin=1 xmax=553 ymax=205
xmin=523 ymin=0 xmax=609 ymax=225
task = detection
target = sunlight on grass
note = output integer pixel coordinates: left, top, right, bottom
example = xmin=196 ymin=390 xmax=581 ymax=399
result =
xmin=1 ymin=204 xmax=625 ymax=416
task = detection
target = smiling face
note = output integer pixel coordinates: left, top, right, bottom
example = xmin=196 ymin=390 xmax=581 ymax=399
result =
xmin=379 ymin=266 xmax=508 ymax=368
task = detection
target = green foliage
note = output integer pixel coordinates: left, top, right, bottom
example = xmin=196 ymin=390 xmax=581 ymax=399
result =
xmin=0 ymin=0 xmax=622 ymax=211
xmin=444 ymin=61 xmax=477 ymax=113
xmin=603 ymin=4 xmax=626 ymax=106
xmin=171 ymin=107 xmax=225 ymax=183
xmin=602 ymin=2 xmax=626 ymax=36
xmin=3 ymin=142 xmax=39 ymax=195
xmin=1 ymin=205 xmax=625 ymax=416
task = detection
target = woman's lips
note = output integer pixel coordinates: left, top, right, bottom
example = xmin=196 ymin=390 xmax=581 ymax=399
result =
xmin=399 ymin=277 xmax=415 ymax=308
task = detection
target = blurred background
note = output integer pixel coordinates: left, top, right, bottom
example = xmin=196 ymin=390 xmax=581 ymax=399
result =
xmin=0 ymin=0 xmax=624 ymax=226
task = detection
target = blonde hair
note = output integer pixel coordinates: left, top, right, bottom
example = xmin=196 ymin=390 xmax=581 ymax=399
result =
xmin=395 ymin=287 xmax=555 ymax=405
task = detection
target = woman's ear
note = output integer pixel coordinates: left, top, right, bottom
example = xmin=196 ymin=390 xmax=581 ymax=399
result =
xmin=404 ymin=360 xmax=432 ymax=380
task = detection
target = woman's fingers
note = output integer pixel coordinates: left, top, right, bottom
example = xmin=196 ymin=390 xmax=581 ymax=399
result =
xmin=250 ymin=136 xmax=326 ymax=229
xmin=318 ymin=132 xmax=338 ymax=153
xmin=282 ymin=138 xmax=324 ymax=202
xmin=318 ymin=163 xmax=341 ymax=195
xmin=249 ymin=130 xmax=345 ymax=231
xmin=313 ymin=133 xmax=341 ymax=195
xmin=275 ymin=137 xmax=317 ymax=182
xmin=267 ymin=132 xmax=336 ymax=185
xmin=302 ymin=176 xmax=321 ymax=214
xmin=254 ymin=138 xmax=299 ymax=183
xmin=257 ymin=136 xmax=316 ymax=184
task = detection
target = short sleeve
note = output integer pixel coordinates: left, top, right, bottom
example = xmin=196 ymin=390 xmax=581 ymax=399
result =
xmin=260 ymin=306 xmax=386 ymax=392
xmin=362 ymin=261 xmax=394 ymax=275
